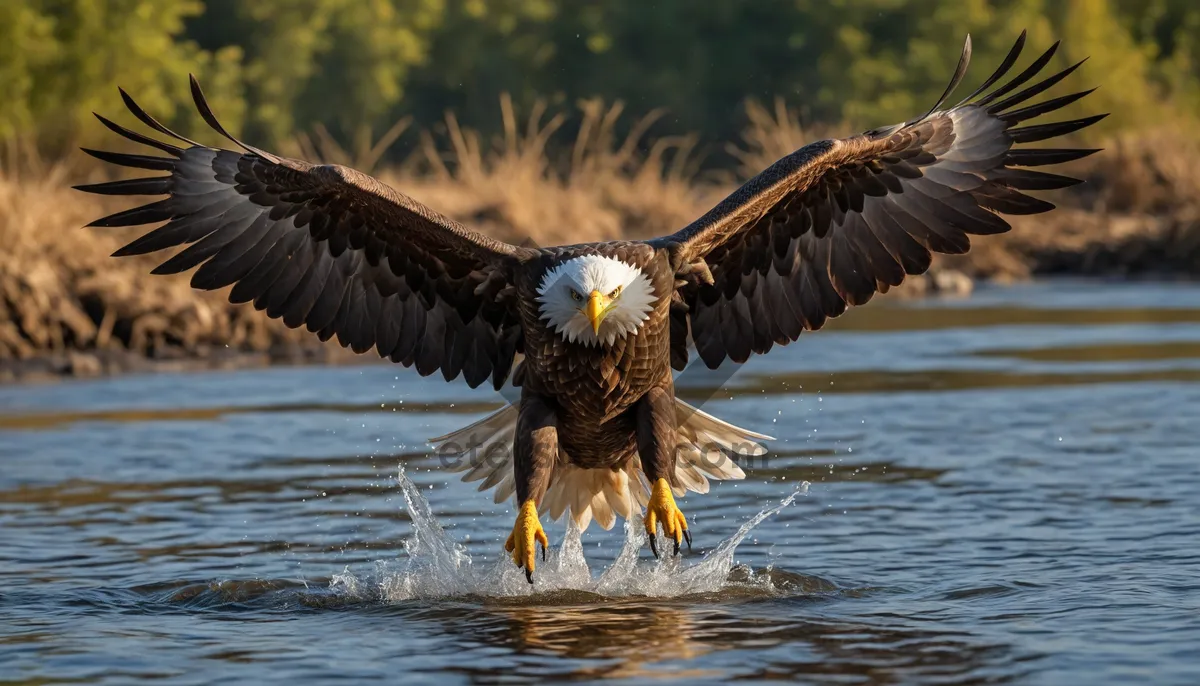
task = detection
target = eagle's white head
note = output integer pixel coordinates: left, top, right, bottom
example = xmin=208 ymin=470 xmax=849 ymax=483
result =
xmin=536 ymin=254 xmax=656 ymax=347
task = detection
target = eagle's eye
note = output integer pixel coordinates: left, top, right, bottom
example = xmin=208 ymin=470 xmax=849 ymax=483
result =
xmin=569 ymin=288 xmax=584 ymax=302
xmin=608 ymin=285 xmax=622 ymax=298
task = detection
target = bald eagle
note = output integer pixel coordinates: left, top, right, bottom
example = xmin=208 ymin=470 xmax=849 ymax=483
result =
xmin=78 ymin=33 xmax=1102 ymax=582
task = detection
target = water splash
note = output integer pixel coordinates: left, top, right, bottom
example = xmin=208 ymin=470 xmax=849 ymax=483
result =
xmin=332 ymin=466 xmax=809 ymax=602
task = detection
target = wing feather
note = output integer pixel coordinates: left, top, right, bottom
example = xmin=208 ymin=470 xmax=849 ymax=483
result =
xmin=653 ymin=33 xmax=1104 ymax=368
xmin=78 ymin=78 xmax=532 ymax=389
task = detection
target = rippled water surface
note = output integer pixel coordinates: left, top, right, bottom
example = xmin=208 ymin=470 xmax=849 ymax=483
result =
xmin=3 ymin=280 xmax=1199 ymax=684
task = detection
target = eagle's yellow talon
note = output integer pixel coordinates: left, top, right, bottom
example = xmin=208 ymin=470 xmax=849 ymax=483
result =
xmin=645 ymin=478 xmax=688 ymax=557
xmin=505 ymin=499 xmax=548 ymax=583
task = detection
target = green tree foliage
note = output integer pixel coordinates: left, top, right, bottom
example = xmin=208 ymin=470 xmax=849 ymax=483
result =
xmin=0 ymin=0 xmax=1194 ymax=166
xmin=188 ymin=0 xmax=443 ymax=144
xmin=1 ymin=0 xmax=243 ymax=157
xmin=0 ymin=3 xmax=56 ymax=143
xmin=1112 ymin=0 xmax=1200 ymax=115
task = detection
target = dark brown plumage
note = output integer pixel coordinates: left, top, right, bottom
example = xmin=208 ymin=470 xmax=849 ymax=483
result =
xmin=515 ymin=243 xmax=675 ymax=467
xmin=653 ymin=33 xmax=1104 ymax=368
xmin=78 ymin=32 xmax=1102 ymax=580
xmin=80 ymin=77 xmax=532 ymax=391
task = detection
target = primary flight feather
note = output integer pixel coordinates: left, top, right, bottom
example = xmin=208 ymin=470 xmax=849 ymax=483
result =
xmin=78 ymin=32 xmax=1103 ymax=582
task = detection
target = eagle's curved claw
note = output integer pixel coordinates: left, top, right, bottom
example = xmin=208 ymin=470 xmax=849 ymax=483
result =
xmin=645 ymin=478 xmax=688 ymax=557
xmin=505 ymin=499 xmax=549 ymax=584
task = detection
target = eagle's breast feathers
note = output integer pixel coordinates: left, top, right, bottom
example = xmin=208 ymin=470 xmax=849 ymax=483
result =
xmin=516 ymin=243 xmax=675 ymax=425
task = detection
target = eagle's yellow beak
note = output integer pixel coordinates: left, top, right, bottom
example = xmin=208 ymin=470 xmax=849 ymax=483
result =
xmin=585 ymin=290 xmax=611 ymax=334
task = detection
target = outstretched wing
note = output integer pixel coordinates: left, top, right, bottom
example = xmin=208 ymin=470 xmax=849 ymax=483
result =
xmin=78 ymin=77 xmax=535 ymax=389
xmin=652 ymin=33 xmax=1105 ymax=369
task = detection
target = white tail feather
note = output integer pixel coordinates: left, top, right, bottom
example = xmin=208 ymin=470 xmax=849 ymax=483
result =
xmin=433 ymin=397 xmax=771 ymax=531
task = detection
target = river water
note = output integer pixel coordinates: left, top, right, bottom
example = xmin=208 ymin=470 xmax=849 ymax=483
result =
xmin=2 ymin=280 xmax=1198 ymax=684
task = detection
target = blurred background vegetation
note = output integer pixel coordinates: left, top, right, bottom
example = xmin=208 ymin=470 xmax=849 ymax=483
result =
xmin=3 ymin=0 xmax=1199 ymax=166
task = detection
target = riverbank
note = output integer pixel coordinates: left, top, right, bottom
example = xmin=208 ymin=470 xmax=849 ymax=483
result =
xmin=3 ymin=127 xmax=1197 ymax=384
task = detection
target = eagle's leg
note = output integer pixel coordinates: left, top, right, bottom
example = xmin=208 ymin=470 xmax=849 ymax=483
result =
xmin=506 ymin=392 xmax=556 ymax=583
xmin=637 ymin=384 xmax=690 ymax=557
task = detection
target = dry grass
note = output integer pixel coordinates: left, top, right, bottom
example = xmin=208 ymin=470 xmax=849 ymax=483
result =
xmin=2 ymin=97 xmax=1199 ymax=373
xmin=726 ymin=98 xmax=846 ymax=181
xmin=949 ymin=126 xmax=1200 ymax=280
xmin=287 ymin=119 xmax=413 ymax=176
xmin=403 ymin=94 xmax=712 ymax=245
xmin=1074 ymin=128 xmax=1200 ymax=215
xmin=0 ymin=169 xmax=309 ymax=363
